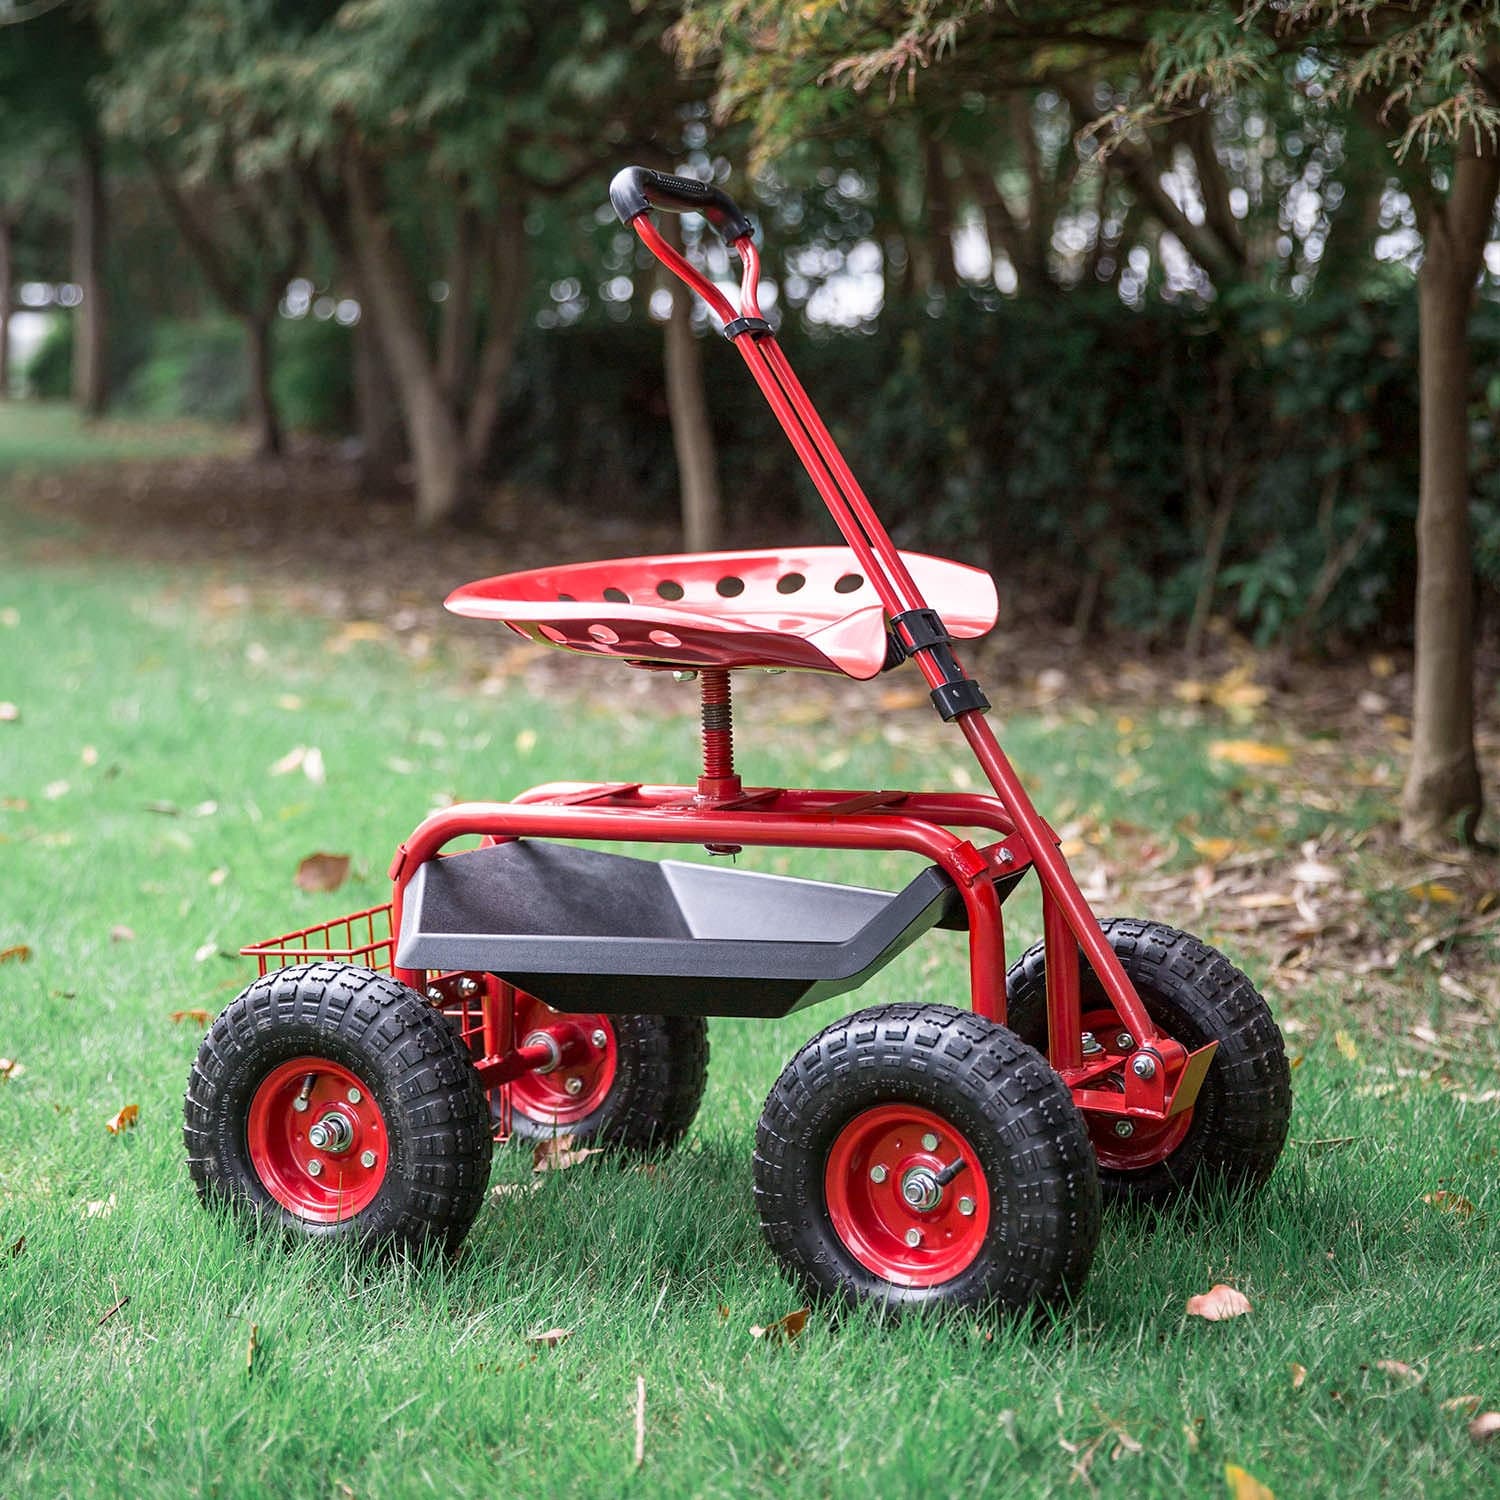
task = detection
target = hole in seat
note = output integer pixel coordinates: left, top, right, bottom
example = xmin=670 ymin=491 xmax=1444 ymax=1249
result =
xmin=716 ymin=576 xmax=745 ymax=598
xmin=656 ymin=580 xmax=684 ymax=601
xmin=603 ymin=587 xmax=630 ymax=604
xmin=557 ymin=592 xmax=576 ymax=602
xmin=538 ymin=625 xmax=568 ymax=644
xmin=588 ymin=624 xmax=619 ymax=644
xmin=834 ymin=573 xmax=864 ymax=594
xmin=776 ymin=573 xmax=806 ymax=594
xmin=648 ymin=629 xmax=681 ymax=648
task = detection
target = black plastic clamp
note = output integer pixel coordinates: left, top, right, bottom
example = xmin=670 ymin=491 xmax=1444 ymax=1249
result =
xmin=887 ymin=608 xmax=990 ymax=722
xmin=722 ymin=315 xmax=771 ymax=340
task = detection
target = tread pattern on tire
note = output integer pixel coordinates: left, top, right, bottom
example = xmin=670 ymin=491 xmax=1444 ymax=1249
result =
xmin=186 ymin=962 xmax=494 ymax=1251
xmin=507 ymin=1011 xmax=709 ymax=1153
xmin=1005 ymin=917 xmax=1292 ymax=1204
xmin=754 ymin=1002 xmax=1101 ymax=1315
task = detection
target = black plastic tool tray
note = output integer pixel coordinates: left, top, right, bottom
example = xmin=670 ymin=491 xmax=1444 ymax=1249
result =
xmin=395 ymin=839 xmax=966 ymax=1018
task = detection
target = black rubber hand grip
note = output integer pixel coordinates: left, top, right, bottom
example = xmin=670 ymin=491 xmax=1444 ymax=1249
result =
xmin=609 ymin=165 xmax=754 ymax=243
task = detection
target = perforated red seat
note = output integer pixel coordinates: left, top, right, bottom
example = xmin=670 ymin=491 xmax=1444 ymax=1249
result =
xmin=446 ymin=547 xmax=998 ymax=679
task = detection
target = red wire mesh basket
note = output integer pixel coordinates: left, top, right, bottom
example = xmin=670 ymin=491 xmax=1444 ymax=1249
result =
xmin=241 ymin=903 xmax=395 ymax=978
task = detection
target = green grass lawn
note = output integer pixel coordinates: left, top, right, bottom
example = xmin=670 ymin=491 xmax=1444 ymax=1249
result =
xmin=2 ymin=422 xmax=1497 ymax=1497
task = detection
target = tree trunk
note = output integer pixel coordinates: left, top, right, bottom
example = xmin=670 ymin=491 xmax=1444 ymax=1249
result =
xmin=923 ymin=136 xmax=960 ymax=290
xmin=660 ymin=217 xmax=723 ymax=551
xmin=71 ymin=134 xmax=108 ymax=417
xmin=342 ymin=147 xmax=474 ymax=528
xmin=242 ymin=310 xmax=283 ymax=458
xmin=463 ymin=201 xmax=529 ymax=474
xmin=0 ymin=218 xmax=12 ymax=398
xmin=352 ymin=302 xmax=404 ymax=494
xmin=1400 ymin=146 xmax=1500 ymax=845
xmin=438 ymin=200 xmax=479 ymax=406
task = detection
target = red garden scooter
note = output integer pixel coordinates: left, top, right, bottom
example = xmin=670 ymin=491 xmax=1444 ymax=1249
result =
xmin=186 ymin=168 xmax=1291 ymax=1315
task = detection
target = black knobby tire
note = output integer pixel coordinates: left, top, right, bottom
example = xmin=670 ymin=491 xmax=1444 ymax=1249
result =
xmin=186 ymin=962 xmax=493 ymax=1251
xmin=754 ymin=1003 xmax=1101 ymax=1316
xmin=1005 ymin=918 xmax=1291 ymax=1206
xmin=505 ymin=1012 xmax=710 ymax=1155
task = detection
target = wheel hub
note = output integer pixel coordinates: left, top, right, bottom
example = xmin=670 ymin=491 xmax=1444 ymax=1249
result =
xmin=508 ymin=993 xmax=617 ymax=1127
xmin=899 ymin=1166 xmax=943 ymax=1213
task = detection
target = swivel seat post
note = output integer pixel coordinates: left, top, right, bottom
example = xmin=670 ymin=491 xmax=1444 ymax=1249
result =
xmin=696 ymin=667 xmax=742 ymax=804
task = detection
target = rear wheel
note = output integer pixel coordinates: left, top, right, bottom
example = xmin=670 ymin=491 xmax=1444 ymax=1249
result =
xmin=186 ymin=963 xmax=493 ymax=1251
xmin=755 ymin=1003 xmax=1099 ymax=1316
xmin=501 ymin=992 xmax=709 ymax=1155
xmin=1005 ymin=918 xmax=1291 ymax=1206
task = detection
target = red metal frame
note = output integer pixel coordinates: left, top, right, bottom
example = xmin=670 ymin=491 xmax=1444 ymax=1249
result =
xmin=242 ymin=199 xmax=1215 ymax=1146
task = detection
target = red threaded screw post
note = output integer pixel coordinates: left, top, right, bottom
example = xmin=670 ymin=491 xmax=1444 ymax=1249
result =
xmin=697 ymin=667 xmax=741 ymax=804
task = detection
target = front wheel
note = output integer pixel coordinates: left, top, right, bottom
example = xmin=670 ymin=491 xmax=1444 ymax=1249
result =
xmin=754 ymin=1004 xmax=1100 ymax=1316
xmin=186 ymin=963 xmax=494 ymax=1251
xmin=1005 ymin=918 xmax=1292 ymax=1207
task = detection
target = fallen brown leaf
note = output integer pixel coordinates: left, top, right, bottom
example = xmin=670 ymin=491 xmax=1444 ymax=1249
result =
xmin=750 ymin=1307 xmax=809 ymax=1342
xmin=110 ymin=925 xmax=136 ymax=943
xmin=1191 ymin=836 xmax=1240 ymax=864
xmin=295 ymin=852 xmax=350 ymax=893
xmin=1422 ymin=1189 xmax=1476 ymax=1218
xmin=1186 ymin=1284 xmax=1252 ymax=1321
xmin=1373 ymin=1359 xmax=1422 ymax=1386
xmin=1290 ymin=1363 xmax=1307 ymax=1390
xmin=84 ymin=1194 xmax=117 ymax=1218
xmin=0 ymin=1057 xmax=22 ymax=1082
xmin=1470 ymin=1412 xmax=1500 ymax=1444
xmin=531 ymin=1134 xmax=604 ymax=1173
xmin=1407 ymin=882 xmax=1459 ymax=904
xmin=171 ymin=1008 xmax=212 ymax=1027
xmin=9 ymin=1234 xmax=24 ymax=1258
xmin=0 ymin=701 xmax=18 ymax=722
xmin=1224 ymin=1462 xmax=1275 ymax=1500
xmin=105 ymin=1103 xmax=140 ymax=1135
xmin=527 ymin=1327 xmax=572 ymax=1348
xmin=0 ymin=943 xmax=32 ymax=965
xmin=1440 ymin=1394 xmax=1480 ymax=1414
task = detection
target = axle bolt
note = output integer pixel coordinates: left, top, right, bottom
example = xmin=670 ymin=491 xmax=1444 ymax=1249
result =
xmin=346 ymin=1087 xmax=362 ymax=1105
xmin=921 ymin=1132 xmax=939 ymax=1152
xmin=1081 ymin=1031 xmax=1104 ymax=1057
xmin=904 ymin=1228 xmax=923 ymax=1248
xmin=591 ymin=1028 xmax=608 ymax=1049
xmin=958 ymin=1196 xmax=976 ymax=1217
xmin=1115 ymin=1032 xmax=1134 ymax=1051
xmin=565 ymin=1076 xmax=584 ymax=1097
xmin=307 ymin=1160 xmax=323 ymax=1177
xmin=360 ymin=1150 xmax=377 ymax=1169
xmin=1114 ymin=1119 xmax=1135 ymax=1138
xmin=869 ymin=1164 xmax=888 ymax=1184
xmin=1131 ymin=1055 xmax=1157 ymax=1081
xmin=308 ymin=1113 xmax=354 ymax=1153
xmin=459 ymin=976 xmax=479 ymax=997
xmin=426 ymin=986 xmax=443 ymax=1002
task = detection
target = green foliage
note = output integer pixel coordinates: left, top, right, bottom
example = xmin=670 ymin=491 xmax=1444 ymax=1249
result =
xmin=120 ymin=319 xmax=248 ymax=424
xmin=21 ymin=315 xmax=72 ymax=401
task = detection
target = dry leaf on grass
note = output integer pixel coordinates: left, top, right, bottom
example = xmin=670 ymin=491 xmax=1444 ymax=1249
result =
xmin=9 ymin=1234 xmax=25 ymax=1258
xmin=527 ymin=1328 xmax=572 ymax=1348
xmin=0 ymin=701 xmax=18 ymax=722
xmin=1224 ymin=1461 xmax=1275 ymax=1499
xmin=0 ymin=943 xmax=32 ymax=965
xmin=84 ymin=1194 xmax=117 ymax=1218
xmin=1407 ymin=882 xmax=1459 ymax=904
xmin=1186 ymin=1284 xmax=1252 ymax=1321
xmin=105 ymin=1103 xmax=140 ymax=1135
xmin=110 ymin=925 xmax=136 ymax=943
xmin=1373 ymin=1359 xmax=1422 ymax=1386
xmin=1422 ymin=1190 xmax=1476 ymax=1218
xmin=1470 ymin=1412 xmax=1500 ymax=1444
xmin=1441 ymin=1395 xmax=1481 ymax=1414
xmin=270 ymin=745 xmax=326 ymax=784
xmin=1208 ymin=740 xmax=1292 ymax=768
xmin=1191 ymin=836 xmax=1240 ymax=864
xmin=194 ymin=942 xmax=219 ymax=963
xmin=171 ymin=1008 xmax=212 ymax=1027
xmin=295 ymin=852 xmax=350 ymax=893
xmin=1290 ymin=1363 xmax=1307 ymax=1390
xmin=750 ymin=1308 xmax=809 ymax=1342
xmin=531 ymin=1135 xmax=604 ymax=1173
xmin=0 ymin=1057 xmax=22 ymax=1082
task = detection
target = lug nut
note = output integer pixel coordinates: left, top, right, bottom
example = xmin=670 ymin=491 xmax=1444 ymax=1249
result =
xmin=1114 ymin=1119 xmax=1135 ymax=1138
xmin=459 ymin=976 xmax=479 ymax=996
xmin=591 ymin=1028 xmax=608 ymax=1049
xmin=1131 ymin=1055 xmax=1157 ymax=1081
xmin=1081 ymin=1031 xmax=1104 ymax=1057
xmin=360 ymin=1150 xmax=377 ymax=1169
xmin=346 ymin=1087 xmax=362 ymax=1105
xmin=564 ymin=1076 xmax=584 ymax=1096
xmin=426 ymin=986 xmax=443 ymax=1002
xmin=958 ymin=1195 xmax=976 ymax=1217
xmin=904 ymin=1228 xmax=923 ymax=1248
xmin=1115 ymin=1032 xmax=1134 ymax=1051
xmin=869 ymin=1164 xmax=888 ymax=1184
xmin=307 ymin=1159 xmax=323 ymax=1177
xmin=921 ymin=1132 xmax=939 ymax=1152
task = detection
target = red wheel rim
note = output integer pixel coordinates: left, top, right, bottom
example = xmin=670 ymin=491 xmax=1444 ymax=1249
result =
xmin=508 ymin=993 xmax=617 ymax=1128
xmin=246 ymin=1057 xmax=388 ymax=1222
xmin=824 ymin=1104 xmax=990 ymax=1288
xmin=1078 ymin=1007 xmax=1195 ymax=1170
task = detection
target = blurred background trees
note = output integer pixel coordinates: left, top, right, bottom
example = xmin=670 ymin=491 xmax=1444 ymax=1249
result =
xmin=2 ymin=0 xmax=1498 ymax=844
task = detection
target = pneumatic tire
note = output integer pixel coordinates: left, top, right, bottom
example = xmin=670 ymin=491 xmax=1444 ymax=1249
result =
xmin=754 ymin=1003 xmax=1100 ymax=1316
xmin=185 ymin=963 xmax=494 ymax=1252
xmin=1005 ymin=918 xmax=1292 ymax=1207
